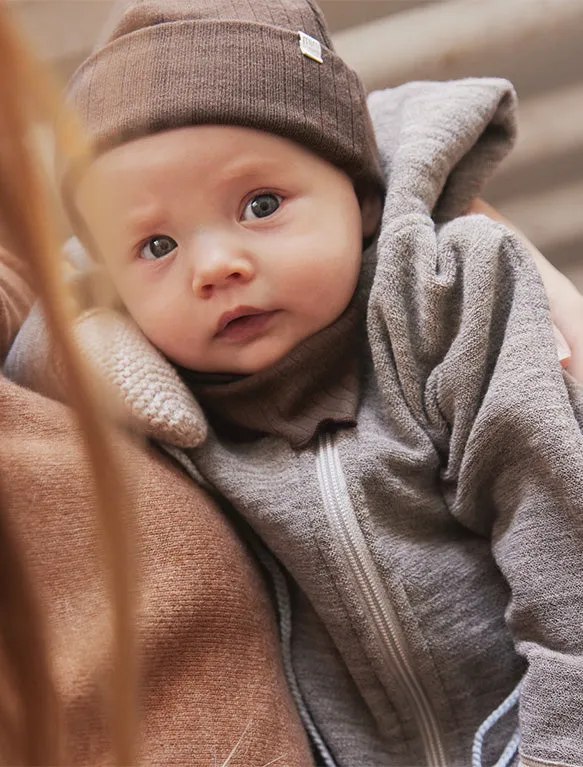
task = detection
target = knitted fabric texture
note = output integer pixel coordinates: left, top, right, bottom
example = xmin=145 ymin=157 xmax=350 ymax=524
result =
xmin=4 ymin=301 xmax=207 ymax=449
xmin=67 ymin=0 xmax=384 ymax=196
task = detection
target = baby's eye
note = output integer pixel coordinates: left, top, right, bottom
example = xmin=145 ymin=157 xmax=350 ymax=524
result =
xmin=241 ymin=193 xmax=282 ymax=221
xmin=140 ymin=235 xmax=178 ymax=260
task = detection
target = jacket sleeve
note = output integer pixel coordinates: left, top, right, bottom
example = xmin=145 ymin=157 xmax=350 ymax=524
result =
xmin=367 ymin=80 xmax=583 ymax=765
xmin=437 ymin=221 xmax=583 ymax=767
xmin=371 ymin=209 xmax=583 ymax=766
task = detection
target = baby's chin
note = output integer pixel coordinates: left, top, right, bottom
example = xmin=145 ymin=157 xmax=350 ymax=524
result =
xmin=172 ymin=337 xmax=298 ymax=377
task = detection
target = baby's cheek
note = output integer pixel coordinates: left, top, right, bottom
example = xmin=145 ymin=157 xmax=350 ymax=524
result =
xmin=294 ymin=260 xmax=357 ymax=327
xmin=138 ymin=306 xmax=208 ymax=369
xmin=139 ymin=320 xmax=188 ymax=367
xmin=106 ymin=270 xmax=140 ymax=313
xmin=137 ymin=305 xmax=178 ymax=348
xmin=319 ymin=248 xmax=361 ymax=305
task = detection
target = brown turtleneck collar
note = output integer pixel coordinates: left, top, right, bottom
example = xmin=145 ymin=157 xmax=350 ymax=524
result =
xmin=179 ymin=304 xmax=364 ymax=449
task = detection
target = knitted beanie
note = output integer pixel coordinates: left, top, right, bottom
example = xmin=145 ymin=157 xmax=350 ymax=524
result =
xmin=67 ymin=0 xmax=384 ymax=196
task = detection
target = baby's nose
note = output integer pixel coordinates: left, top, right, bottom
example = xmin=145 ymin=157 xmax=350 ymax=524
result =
xmin=191 ymin=237 xmax=254 ymax=299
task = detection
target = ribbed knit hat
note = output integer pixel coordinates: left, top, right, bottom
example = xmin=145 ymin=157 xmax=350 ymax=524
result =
xmin=68 ymin=0 xmax=384 ymax=196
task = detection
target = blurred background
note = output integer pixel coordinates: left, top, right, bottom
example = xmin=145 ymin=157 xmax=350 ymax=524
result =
xmin=6 ymin=0 xmax=583 ymax=286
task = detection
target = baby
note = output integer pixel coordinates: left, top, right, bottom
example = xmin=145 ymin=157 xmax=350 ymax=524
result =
xmin=9 ymin=1 xmax=583 ymax=765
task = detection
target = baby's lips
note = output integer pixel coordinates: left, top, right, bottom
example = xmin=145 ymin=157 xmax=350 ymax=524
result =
xmin=553 ymin=324 xmax=571 ymax=368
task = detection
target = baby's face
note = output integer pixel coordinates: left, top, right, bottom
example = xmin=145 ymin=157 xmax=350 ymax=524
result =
xmin=76 ymin=125 xmax=367 ymax=374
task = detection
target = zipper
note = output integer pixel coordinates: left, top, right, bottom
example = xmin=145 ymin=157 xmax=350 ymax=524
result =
xmin=316 ymin=431 xmax=448 ymax=767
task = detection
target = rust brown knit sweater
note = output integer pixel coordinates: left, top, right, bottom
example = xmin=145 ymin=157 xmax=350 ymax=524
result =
xmin=0 ymin=245 xmax=313 ymax=766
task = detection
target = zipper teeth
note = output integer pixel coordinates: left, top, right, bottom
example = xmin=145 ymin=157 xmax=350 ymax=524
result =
xmin=317 ymin=432 xmax=447 ymax=767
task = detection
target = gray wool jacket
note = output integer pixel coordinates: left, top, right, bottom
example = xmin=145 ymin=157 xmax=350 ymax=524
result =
xmin=7 ymin=79 xmax=583 ymax=767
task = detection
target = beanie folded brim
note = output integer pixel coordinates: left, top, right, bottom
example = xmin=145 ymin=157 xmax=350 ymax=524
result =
xmin=69 ymin=19 xmax=384 ymax=195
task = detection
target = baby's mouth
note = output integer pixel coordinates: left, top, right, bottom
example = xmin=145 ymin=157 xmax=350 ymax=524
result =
xmin=215 ymin=306 xmax=279 ymax=343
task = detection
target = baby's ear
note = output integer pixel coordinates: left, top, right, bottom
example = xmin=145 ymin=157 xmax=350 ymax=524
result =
xmin=360 ymin=194 xmax=382 ymax=238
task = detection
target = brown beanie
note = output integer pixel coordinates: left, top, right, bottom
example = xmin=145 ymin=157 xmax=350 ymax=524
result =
xmin=67 ymin=0 xmax=384 ymax=197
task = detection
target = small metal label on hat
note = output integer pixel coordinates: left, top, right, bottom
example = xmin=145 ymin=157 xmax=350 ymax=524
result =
xmin=298 ymin=31 xmax=323 ymax=63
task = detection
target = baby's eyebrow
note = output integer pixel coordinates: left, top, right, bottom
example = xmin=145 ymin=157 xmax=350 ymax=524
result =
xmin=217 ymin=155 xmax=284 ymax=187
xmin=123 ymin=205 xmax=168 ymax=237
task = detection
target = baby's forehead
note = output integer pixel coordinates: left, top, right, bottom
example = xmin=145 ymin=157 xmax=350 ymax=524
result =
xmin=94 ymin=124 xmax=321 ymax=186
xmin=74 ymin=126 xmax=293 ymax=226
